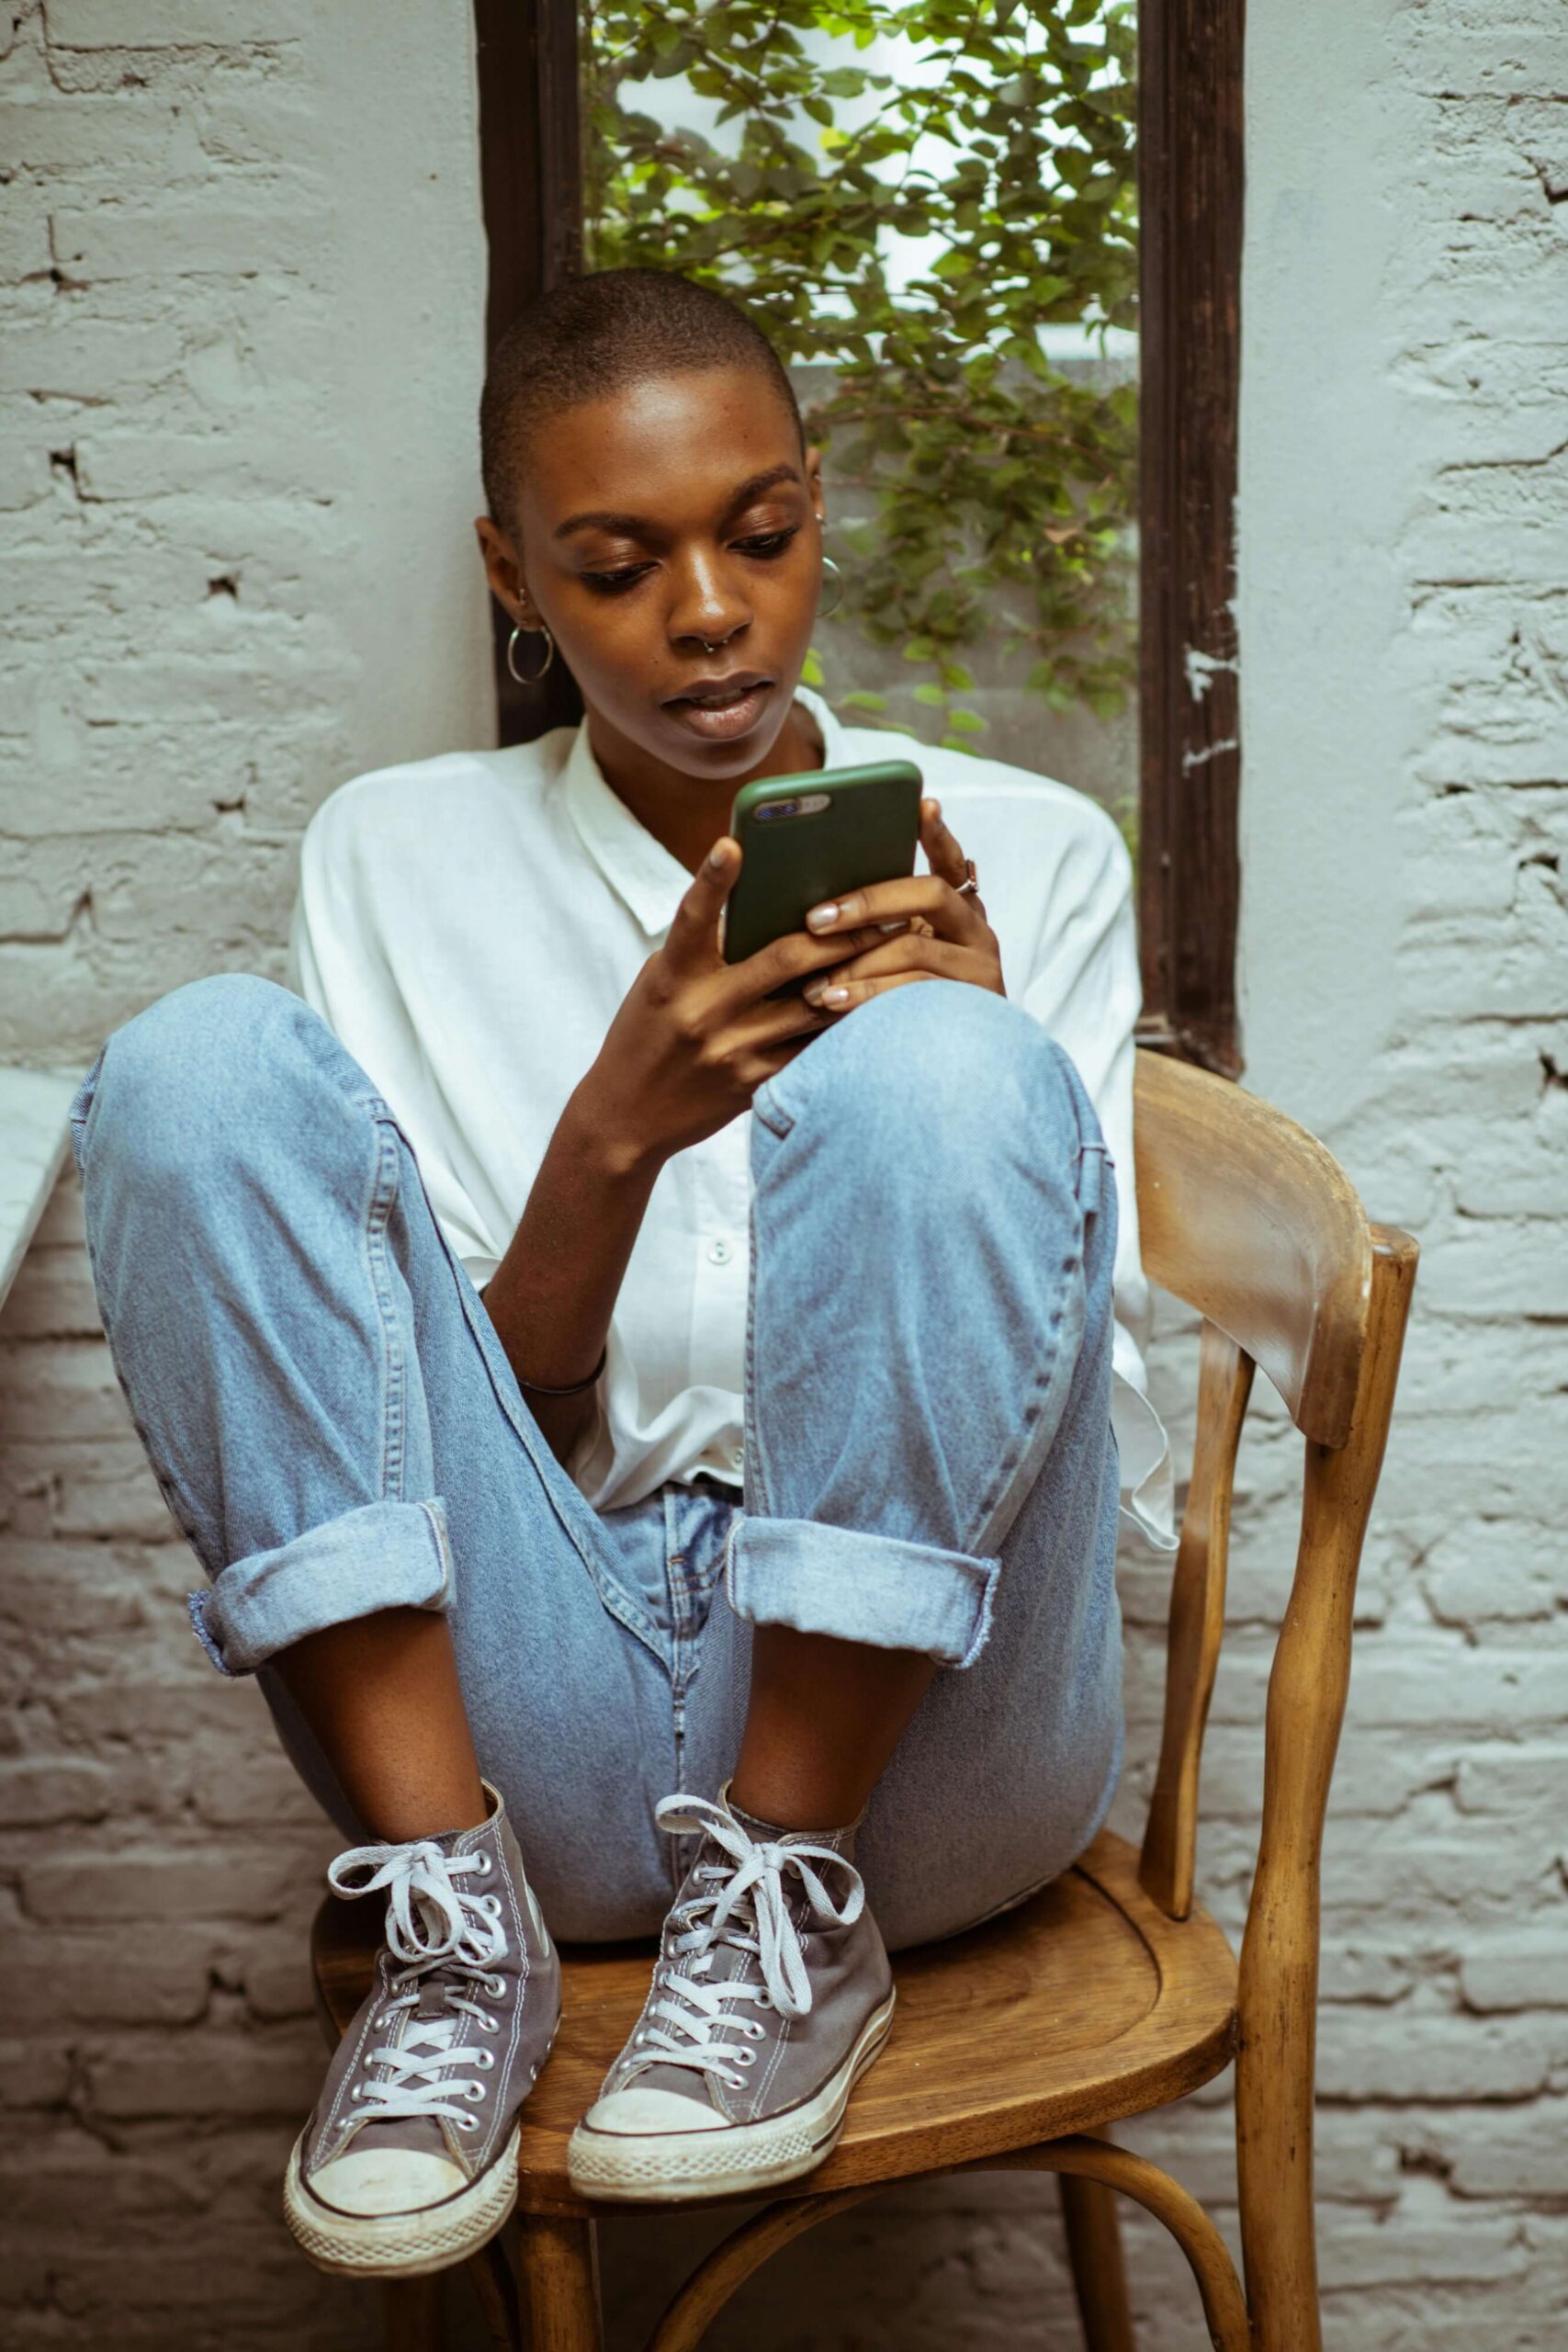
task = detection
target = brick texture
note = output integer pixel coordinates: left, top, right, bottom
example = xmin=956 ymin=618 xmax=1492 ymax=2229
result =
xmin=2 ymin=0 xmax=1563 ymax=2346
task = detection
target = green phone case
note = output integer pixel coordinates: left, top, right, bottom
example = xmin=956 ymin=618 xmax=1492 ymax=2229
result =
xmin=721 ymin=759 xmax=924 ymax=967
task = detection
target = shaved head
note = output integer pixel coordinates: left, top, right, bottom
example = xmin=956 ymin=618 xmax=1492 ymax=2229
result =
xmin=479 ymin=268 xmax=803 ymax=533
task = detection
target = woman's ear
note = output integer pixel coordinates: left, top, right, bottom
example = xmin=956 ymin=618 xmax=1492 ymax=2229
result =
xmin=805 ymin=443 xmax=826 ymax=523
xmin=474 ymin=514 xmax=528 ymax=623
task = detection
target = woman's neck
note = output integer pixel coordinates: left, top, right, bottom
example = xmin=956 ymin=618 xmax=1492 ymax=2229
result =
xmin=589 ymin=695 xmax=826 ymax=878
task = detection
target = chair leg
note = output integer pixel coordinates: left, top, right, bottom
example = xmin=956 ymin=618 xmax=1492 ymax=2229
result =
xmin=1059 ymin=2172 xmax=1136 ymax=2352
xmin=516 ymin=2211 xmax=604 ymax=2352
xmin=468 ymin=2233 xmax=522 ymax=2351
xmin=383 ymin=2275 xmax=444 ymax=2352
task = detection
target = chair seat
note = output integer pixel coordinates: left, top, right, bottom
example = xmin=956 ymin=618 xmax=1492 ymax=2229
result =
xmin=311 ymin=1828 xmax=1237 ymax=2217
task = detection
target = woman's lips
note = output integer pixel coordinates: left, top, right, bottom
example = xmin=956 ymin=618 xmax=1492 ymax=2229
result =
xmin=664 ymin=676 xmax=773 ymax=742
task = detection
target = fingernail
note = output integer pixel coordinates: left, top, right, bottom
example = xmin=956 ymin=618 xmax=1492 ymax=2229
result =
xmin=803 ymin=984 xmax=825 ymax=1005
xmin=708 ymin=843 xmax=727 ymax=870
xmin=821 ymin=986 xmax=850 ymax=1005
xmin=807 ymin=903 xmax=838 ymax=930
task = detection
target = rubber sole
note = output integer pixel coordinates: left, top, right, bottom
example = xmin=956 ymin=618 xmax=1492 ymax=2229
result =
xmin=283 ymin=2120 xmax=522 ymax=2278
xmin=284 ymin=2001 xmax=562 ymax=2280
xmin=567 ymin=1989 xmax=897 ymax=2204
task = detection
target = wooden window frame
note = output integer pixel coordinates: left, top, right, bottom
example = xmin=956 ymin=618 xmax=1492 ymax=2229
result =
xmin=474 ymin=0 xmax=585 ymax=746
xmin=473 ymin=0 xmax=1245 ymax=1074
xmin=1135 ymin=0 xmax=1245 ymax=1076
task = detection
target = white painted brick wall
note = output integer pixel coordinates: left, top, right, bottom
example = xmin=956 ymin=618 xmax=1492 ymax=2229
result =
xmin=1 ymin=0 xmax=1562 ymax=2346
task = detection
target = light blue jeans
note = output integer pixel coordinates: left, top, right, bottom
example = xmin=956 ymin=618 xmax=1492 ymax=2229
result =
xmin=69 ymin=972 xmax=1123 ymax=1951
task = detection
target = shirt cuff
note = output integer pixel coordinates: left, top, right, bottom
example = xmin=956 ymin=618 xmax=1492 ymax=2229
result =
xmin=1111 ymin=1363 xmax=1178 ymax=1552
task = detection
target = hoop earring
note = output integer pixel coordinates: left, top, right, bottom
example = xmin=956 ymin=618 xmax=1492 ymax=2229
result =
xmin=818 ymin=553 xmax=844 ymax=621
xmin=506 ymin=621 xmax=556 ymax=686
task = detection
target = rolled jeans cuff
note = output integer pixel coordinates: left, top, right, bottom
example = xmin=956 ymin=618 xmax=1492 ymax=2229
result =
xmin=186 ymin=1496 xmax=456 ymax=1679
xmin=724 ymin=1513 xmax=1002 ymax=1670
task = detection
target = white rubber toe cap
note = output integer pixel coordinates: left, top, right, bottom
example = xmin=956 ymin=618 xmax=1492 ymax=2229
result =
xmin=581 ymin=2088 xmax=728 ymax=2137
xmin=308 ymin=2147 xmax=468 ymax=2218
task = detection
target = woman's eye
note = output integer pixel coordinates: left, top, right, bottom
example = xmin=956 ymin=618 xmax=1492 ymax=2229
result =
xmin=581 ymin=565 xmax=654 ymax=595
xmin=734 ymin=527 xmax=798 ymax=560
xmin=580 ymin=529 xmax=796 ymax=590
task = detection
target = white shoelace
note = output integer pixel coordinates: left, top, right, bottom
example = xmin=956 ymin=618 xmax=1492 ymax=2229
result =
xmin=618 ymin=1794 xmax=865 ymax=2095
xmin=328 ymin=1837 xmax=510 ymax=2132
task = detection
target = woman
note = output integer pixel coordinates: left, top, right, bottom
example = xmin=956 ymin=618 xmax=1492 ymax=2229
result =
xmin=68 ymin=268 xmax=1172 ymax=2277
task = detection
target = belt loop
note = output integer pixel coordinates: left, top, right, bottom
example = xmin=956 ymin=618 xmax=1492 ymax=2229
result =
xmin=1078 ymin=1141 xmax=1109 ymax=1214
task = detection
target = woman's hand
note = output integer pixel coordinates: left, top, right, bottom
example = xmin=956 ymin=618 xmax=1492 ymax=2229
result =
xmin=574 ymin=835 xmax=899 ymax=1173
xmin=798 ymin=798 xmax=1004 ymax=1012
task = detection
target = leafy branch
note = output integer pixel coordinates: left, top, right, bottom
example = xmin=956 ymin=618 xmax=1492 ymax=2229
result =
xmin=581 ymin=0 xmax=1137 ymax=750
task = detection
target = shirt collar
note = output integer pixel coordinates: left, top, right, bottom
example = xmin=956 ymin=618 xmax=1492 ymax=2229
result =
xmin=560 ymin=687 xmax=848 ymax=939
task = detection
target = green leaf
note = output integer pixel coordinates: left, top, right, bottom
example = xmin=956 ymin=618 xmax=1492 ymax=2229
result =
xmin=585 ymin=0 xmax=1136 ymax=768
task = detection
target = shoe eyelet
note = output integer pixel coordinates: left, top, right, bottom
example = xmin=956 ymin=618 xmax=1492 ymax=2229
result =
xmin=481 ymin=2013 xmax=499 ymax=2034
xmin=483 ymin=1894 xmax=503 ymax=1917
xmin=724 ymin=2072 xmax=744 ymax=2091
xmin=477 ymin=2050 xmax=495 ymax=2071
xmin=755 ymin=1992 xmax=773 ymax=2009
xmin=734 ymin=2047 xmax=755 ymax=2066
xmin=487 ymin=1975 xmax=506 ymax=2000
xmin=474 ymin=1852 xmax=492 ymax=1876
xmin=746 ymin=2021 xmax=765 ymax=2040
xmin=465 ymin=2081 xmax=486 ymax=2101
xmin=351 ymin=2083 xmax=365 ymax=2099
xmin=458 ymin=2114 xmax=479 ymax=2132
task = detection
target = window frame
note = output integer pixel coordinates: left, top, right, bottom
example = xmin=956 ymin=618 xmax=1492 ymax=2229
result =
xmin=473 ymin=0 xmax=1245 ymax=1073
xmin=1134 ymin=0 xmax=1245 ymax=1076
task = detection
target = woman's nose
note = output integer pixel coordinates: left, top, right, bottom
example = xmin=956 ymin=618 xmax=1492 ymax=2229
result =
xmin=668 ymin=555 xmax=750 ymax=650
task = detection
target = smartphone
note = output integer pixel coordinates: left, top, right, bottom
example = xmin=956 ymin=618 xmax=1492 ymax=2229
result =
xmin=720 ymin=760 xmax=923 ymax=970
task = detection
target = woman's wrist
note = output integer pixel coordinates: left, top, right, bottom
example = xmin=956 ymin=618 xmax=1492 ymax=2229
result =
xmin=564 ymin=1070 xmax=665 ymax=1185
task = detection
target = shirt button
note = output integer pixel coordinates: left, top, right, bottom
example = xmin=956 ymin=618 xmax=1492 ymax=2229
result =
xmin=707 ymin=1237 xmax=734 ymax=1266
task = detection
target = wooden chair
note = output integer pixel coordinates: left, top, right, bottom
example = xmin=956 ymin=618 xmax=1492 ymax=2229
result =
xmin=312 ymin=1047 xmax=1417 ymax=2352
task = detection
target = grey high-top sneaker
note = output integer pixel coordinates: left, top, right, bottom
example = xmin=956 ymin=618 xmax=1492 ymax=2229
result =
xmin=568 ymin=1785 xmax=894 ymax=2202
xmin=284 ymin=1780 xmax=560 ymax=2277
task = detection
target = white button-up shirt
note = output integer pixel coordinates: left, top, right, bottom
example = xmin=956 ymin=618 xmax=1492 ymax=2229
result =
xmin=285 ymin=688 xmax=1175 ymax=1545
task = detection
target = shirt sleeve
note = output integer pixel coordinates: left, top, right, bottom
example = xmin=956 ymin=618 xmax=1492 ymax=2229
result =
xmin=1016 ymin=810 xmax=1177 ymax=1550
xmin=283 ymin=785 xmax=502 ymax=1290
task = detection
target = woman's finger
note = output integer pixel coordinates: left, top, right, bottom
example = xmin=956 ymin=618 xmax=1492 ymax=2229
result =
xmin=737 ymin=990 xmax=842 ymax=1050
xmin=750 ymin=1024 xmax=856 ymax=1082
xmin=813 ymin=968 xmax=941 ymax=1012
xmin=664 ymin=835 xmax=739 ymax=972
xmin=921 ymin=797 xmax=990 ymax=928
xmin=806 ymin=869 xmax=985 ymax=947
xmin=802 ymin=933 xmax=982 ymax=1009
xmin=920 ymin=797 xmax=971 ymax=894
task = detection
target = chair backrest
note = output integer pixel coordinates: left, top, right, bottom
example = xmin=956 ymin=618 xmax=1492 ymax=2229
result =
xmin=1129 ymin=1049 xmax=1416 ymax=1917
xmin=1129 ymin=1048 xmax=1416 ymax=2340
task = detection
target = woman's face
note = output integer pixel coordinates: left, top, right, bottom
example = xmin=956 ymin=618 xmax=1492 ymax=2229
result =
xmin=476 ymin=366 xmax=825 ymax=787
